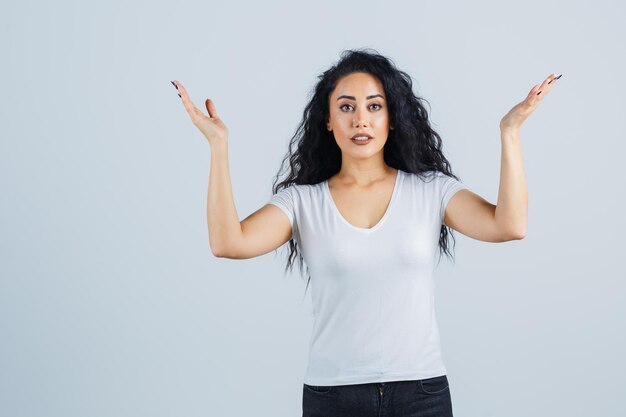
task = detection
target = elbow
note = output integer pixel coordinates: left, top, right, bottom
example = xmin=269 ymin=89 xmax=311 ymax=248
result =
xmin=497 ymin=216 xmax=527 ymax=241
xmin=508 ymin=227 xmax=527 ymax=241
xmin=212 ymin=249 xmax=226 ymax=258
xmin=209 ymin=241 xmax=229 ymax=258
xmin=210 ymin=247 xmax=224 ymax=258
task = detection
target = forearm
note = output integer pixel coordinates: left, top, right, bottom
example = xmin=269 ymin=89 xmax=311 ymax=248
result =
xmin=495 ymin=129 xmax=528 ymax=238
xmin=207 ymin=140 xmax=242 ymax=255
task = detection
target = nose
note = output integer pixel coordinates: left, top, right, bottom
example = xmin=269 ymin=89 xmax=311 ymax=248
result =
xmin=353 ymin=108 xmax=369 ymax=128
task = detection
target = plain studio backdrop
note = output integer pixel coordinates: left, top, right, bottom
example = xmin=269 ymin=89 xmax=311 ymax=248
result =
xmin=1 ymin=0 xmax=624 ymax=416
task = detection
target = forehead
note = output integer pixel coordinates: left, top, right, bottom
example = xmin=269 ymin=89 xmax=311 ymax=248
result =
xmin=331 ymin=72 xmax=384 ymax=98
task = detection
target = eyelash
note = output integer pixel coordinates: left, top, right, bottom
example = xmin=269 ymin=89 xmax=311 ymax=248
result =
xmin=339 ymin=103 xmax=382 ymax=112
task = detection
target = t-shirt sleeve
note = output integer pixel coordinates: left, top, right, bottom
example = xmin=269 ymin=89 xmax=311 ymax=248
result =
xmin=267 ymin=186 xmax=297 ymax=239
xmin=438 ymin=173 xmax=469 ymax=225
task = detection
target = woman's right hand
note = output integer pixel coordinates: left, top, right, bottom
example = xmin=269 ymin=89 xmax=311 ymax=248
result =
xmin=171 ymin=80 xmax=228 ymax=146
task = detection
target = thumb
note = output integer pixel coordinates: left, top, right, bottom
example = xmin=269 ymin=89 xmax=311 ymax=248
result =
xmin=205 ymin=98 xmax=220 ymax=119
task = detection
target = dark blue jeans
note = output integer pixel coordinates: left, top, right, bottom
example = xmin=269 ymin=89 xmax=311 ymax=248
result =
xmin=302 ymin=375 xmax=453 ymax=417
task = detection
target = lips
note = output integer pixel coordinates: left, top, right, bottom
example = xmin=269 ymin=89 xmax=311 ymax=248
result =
xmin=351 ymin=133 xmax=373 ymax=140
xmin=351 ymin=136 xmax=373 ymax=145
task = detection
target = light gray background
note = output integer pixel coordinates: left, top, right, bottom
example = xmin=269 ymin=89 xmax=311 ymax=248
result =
xmin=2 ymin=0 xmax=624 ymax=416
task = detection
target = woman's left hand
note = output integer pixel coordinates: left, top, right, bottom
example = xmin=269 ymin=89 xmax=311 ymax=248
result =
xmin=499 ymin=73 xmax=562 ymax=132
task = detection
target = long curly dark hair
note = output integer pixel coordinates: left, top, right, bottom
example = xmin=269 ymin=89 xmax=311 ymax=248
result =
xmin=270 ymin=47 xmax=464 ymax=298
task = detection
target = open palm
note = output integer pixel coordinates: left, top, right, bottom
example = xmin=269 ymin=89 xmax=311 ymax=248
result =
xmin=172 ymin=80 xmax=228 ymax=146
xmin=500 ymin=73 xmax=562 ymax=132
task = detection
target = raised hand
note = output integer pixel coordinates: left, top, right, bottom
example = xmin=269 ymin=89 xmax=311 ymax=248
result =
xmin=171 ymin=80 xmax=228 ymax=146
xmin=499 ymin=73 xmax=562 ymax=132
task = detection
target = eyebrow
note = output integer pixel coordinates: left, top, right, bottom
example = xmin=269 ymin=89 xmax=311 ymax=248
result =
xmin=336 ymin=94 xmax=385 ymax=101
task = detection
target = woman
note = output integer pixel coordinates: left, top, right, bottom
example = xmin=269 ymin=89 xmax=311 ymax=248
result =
xmin=171 ymin=48 xmax=561 ymax=417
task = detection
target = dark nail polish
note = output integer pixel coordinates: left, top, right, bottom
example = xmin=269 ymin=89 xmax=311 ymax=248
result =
xmin=548 ymin=73 xmax=563 ymax=84
xmin=537 ymin=90 xmax=542 ymax=95
xmin=171 ymin=81 xmax=179 ymax=90
xmin=178 ymin=93 xmax=181 ymax=98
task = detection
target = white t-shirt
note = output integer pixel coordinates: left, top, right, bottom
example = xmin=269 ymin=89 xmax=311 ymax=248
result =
xmin=267 ymin=168 xmax=468 ymax=386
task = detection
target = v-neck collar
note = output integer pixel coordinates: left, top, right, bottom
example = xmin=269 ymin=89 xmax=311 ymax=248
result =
xmin=324 ymin=169 xmax=402 ymax=234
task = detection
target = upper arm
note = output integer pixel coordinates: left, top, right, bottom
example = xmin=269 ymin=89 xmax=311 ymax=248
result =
xmin=444 ymin=189 xmax=520 ymax=242
xmin=217 ymin=186 xmax=297 ymax=259
xmin=217 ymin=203 xmax=293 ymax=259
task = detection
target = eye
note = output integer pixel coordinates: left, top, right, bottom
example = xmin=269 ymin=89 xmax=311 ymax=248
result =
xmin=339 ymin=103 xmax=383 ymax=111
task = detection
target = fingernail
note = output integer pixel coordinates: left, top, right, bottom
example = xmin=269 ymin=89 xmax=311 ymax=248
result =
xmin=171 ymin=81 xmax=179 ymax=90
xmin=178 ymin=93 xmax=181 ymax=98
xmin=537 ymin=90 xmax=542 ymax=95
xmin=548 ymin=73 xmax=563 ymax=84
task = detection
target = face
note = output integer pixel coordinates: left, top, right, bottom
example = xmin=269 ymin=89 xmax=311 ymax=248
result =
xmin=326 ymin=72 xmax=393 ymax=160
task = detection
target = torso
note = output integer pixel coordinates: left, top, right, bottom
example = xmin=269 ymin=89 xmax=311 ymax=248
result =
xmin=326 ymin=168 xmax=399 ymax=230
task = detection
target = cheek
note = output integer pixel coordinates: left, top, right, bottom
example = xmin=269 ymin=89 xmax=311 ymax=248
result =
xmin=333 ymin=115 xmax=353 ymax=130
xmin=374 ymin=111 xmax=390 ymax=123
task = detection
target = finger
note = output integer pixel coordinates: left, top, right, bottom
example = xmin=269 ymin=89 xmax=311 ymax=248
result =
xmin=547 ymin=73 xmax=562 ymax=85
xmin=534 ymin=73 xmax=561 ymax=97
xmin=172 ymin=80 xmax=203 ymax=118
xmin=540 ymin=73 xmax=558 ymax=89
xmin=205 ymin=99 xmax=220 ymax=120
xmin=527 ymin=83 xmax=542 ymax=99
xmin=528 ymin=81 xmax=548 ymax=100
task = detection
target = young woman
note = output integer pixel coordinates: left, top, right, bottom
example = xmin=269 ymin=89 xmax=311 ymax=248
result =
xmin=171 ymin=49 xmax=561 ymax=417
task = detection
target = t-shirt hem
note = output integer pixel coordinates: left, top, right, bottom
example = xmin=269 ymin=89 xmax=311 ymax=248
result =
xmin=303 ymin=368 xmax=448 ymax=386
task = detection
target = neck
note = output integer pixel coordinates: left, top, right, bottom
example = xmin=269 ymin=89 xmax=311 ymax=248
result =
xmin=334 ymin=161 xmax=396 ymax=187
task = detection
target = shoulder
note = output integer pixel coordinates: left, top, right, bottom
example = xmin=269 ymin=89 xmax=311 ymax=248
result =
xmin=282 ymin=181 xmax=322 ymax=193
xmin=270 ymin=181 xmax=323 ymax=201
xmin=403 ymin=170 xmax=466 ymax=195
xmin=403 ymin=169 xmax=447 ymax=184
